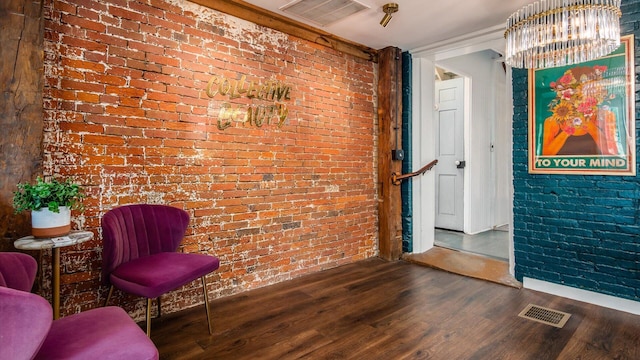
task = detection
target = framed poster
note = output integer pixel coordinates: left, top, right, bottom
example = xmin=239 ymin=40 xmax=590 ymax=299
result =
xmin=528 ymin=35 xmax=635 ymax=175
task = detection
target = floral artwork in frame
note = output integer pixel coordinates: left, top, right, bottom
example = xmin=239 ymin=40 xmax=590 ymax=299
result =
xmin=528 ymin=35 xmax=635 ymax=175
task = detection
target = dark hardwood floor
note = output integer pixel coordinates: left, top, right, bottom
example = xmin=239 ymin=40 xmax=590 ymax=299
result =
xmin=150 ymin=258 xmax=640 ymax=359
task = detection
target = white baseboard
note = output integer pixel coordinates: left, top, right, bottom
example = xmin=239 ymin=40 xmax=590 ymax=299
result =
xmin=523 ymin=277 xmax=640 ymax=315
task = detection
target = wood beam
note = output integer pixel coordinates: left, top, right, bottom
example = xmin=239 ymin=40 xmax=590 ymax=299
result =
xmin=0 ymin=0 xmax=44 ymax=247
xmin=188 ymin=0 xmax=378 ymax=62
xmin=377 ymin=47 xmax=403 ymax=261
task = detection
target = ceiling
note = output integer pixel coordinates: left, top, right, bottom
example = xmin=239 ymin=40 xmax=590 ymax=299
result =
xmin=244 ymin=0 xmax=534 ymax=52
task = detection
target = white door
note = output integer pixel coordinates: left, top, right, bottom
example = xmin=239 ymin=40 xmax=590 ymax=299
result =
xmin=435 ymin=77 xmax=465 ymax=231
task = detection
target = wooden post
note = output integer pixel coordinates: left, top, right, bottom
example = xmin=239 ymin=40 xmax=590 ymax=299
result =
xmin=377 ymin=47 xmax=403 ymax=261
xmin=0 ymin=0 xmax=44 ymax=247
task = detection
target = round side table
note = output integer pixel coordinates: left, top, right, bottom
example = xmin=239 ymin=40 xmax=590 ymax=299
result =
xmin=14 ymin=230 xmax=94 ymax=319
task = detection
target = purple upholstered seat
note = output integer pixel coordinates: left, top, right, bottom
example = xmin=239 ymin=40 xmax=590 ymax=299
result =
xmin=0 ymin=252 xmax=158 ymax=360
xmin=101 ymin=204 xmax=220 ymax=336
xmin=36 ymin=306 xmax=158 ymax=360
xmin=110 ymin=252 xmax=217 ymax=299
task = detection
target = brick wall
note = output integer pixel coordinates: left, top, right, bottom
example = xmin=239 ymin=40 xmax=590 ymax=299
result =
xmin=513 ymin=0 xmax=640 ymax=301
xmin=43 ymin=0 xmax=378 ymax=317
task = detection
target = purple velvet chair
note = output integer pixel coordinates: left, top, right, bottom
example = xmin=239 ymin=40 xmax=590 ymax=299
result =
xmin=0 ymin=252 xmax=158 ymax=360
xmin=101 ymin=204 xmax=220 ymax=336
xmin=0 ymin=251 xmax=37 ymax=291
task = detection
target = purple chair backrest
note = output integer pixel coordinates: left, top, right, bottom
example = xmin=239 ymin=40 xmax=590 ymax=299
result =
xmin=0 ymin=286 xmax=53 ymax=360
xmin=0 ymin=252 xmax=38 ymax=292
xmin=0 ymin=252 xmax=52 ymax=360
xmin=101 ymin=204 xmax=190 ymax=285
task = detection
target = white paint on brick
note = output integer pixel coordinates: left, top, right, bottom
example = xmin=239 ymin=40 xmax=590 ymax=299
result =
xmin=326 ymin=185 xmax=339 ymax=192
xmin=71 ymin=214 xmax=86 ymax=231
xmin=166 ymin=0 xmax=289 ymax=52
xmin=145 ymin=192 xmax=165 ymax=204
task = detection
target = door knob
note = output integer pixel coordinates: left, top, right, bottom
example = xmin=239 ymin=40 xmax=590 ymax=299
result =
xmin=455 ymin=160 xmax=466 ymax=169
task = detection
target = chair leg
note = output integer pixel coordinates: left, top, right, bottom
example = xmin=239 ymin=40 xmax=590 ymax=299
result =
xmin=201 ymin=276 xmax=213 ymax=335
xmin=146 ymin=298 xmax=152 ymax=337
xmin=104 ymin=285 xmax=114 ymax=307
xmin=157 ymin=297 xmax=161 ymax=318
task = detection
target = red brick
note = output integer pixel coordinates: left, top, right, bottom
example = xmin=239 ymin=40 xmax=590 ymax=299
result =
xmin=109 ymin=5 xmax=147 ymax=23
xmin=83 ymin=134 xmax=126 ymax=146
xmin=130 ymin=61 xmax=164 ymax=74
xmin=128 ymin=40 xmax=164 ymax=56
xmin=105 ymin=126 xmax=143 ymax=137
xmin=105 ymin=106 xmax=145 ymax=117
xmin=85 ymin=114 xmax=125 ymax=126
xmin=60 ymin=79 xmax=105 ymax=93
xmin=83 ymin=51 xmax=108 ymax=63
xmin=61 ymin=35 xmax=107 ymax=52
xmin=105 ymin=86 xmax=145 ymax=98
xmin=76 ymin=103 xmax=104 ymax=114
xmin=106 ymin=25 xmax=144 ymax=41
xmin=60 ymin=122 xmax=103 ymax=134
xmin=129 ymin=1 xmax=165 ymax=19
xmin=61 ymin=13 xmax=106 ymax=32
xmin=129 ymin=138 xmax=162 ymax=147
xmin=120 ymin=97 xmax=141 ymax=108
xmin=85 ymin=73 xmax=126 ymax=86
xmin=146 ymin=53 xmax=180 ymax=67
xmin=43 ymin=0 xmax=377 ymax=320
xmin=146 ymin=34 xmax=179 ymax=49
xmin=54 ymin=1 xmax=77 ymax=14
xmin=165 ymin=11 xmax=196 ymax=27
xmin=126 ymin=118 xmax=162 ymax=129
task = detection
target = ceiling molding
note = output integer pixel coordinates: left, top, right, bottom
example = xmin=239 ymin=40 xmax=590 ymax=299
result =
xmin=410 ymin=24 xmax=505 ymax=59
xmin=188 ymin=0 xmax=378 ymax=62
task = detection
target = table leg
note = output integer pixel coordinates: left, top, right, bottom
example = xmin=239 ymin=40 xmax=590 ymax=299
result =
xmin=52 ymin=247 xmax=60 ymax=320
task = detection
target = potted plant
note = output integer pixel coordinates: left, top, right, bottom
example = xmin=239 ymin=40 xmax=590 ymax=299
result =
xmin=13 ymin=177 xmax=85 ymax=238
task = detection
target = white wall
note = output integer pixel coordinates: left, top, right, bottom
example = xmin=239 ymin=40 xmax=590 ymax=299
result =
xmin=411 ymin=57 xmax=437 ymax=253
xmin=493 ymin=59 xmax=511 ymax=228
xmin=437 ymin=50 xmax=509 ymax=233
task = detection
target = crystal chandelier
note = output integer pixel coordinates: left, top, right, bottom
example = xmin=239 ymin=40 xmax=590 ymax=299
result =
xmin=505 ymin=0 xmax=622 ymax=69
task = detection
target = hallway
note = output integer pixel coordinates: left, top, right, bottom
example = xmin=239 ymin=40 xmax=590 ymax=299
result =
xmin=404 ymin=227 xmax=517 ymax=288
xmin=435 ymin=227 xmax=509 ymax=260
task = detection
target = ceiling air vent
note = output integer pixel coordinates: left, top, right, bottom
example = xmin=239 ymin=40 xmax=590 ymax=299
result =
xmin=280 ymin=0 xmax=370 ymax=27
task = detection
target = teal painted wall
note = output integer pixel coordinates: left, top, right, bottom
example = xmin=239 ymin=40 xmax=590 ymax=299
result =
xmin=401 ymin=51 xmax=413 ymax=253
xmin=512 ymin=0 xmax=640 ymax=301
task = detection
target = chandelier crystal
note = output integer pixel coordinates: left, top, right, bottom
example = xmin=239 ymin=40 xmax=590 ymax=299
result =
xmin=505 ymin=0 xmax=622 ymax=69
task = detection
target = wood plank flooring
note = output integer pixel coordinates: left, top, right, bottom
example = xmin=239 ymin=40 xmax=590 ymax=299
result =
xmin=150 ymin=258 xmax=640 ymax=359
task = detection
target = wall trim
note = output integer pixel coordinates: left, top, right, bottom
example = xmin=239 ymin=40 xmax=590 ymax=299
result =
xmin=523 ymin=277 xmax=640 ymax=315
xmin=410 ymin=24 xmax=505 ymax=59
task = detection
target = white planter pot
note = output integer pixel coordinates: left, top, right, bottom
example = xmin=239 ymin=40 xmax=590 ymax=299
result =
xmin=31 ymin=206 xmax=71 ymax=238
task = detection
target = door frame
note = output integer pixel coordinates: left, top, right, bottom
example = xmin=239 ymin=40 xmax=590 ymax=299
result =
xmin=408 ymin=25 xmax=515 ymax=274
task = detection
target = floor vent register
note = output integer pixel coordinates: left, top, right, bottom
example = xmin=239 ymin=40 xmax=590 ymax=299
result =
xmin=518 ymin=304 xmax=571 ymax=328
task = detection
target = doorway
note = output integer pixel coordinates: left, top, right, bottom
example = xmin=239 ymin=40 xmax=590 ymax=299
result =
xmin=409 ymin=27 xmax=515 ymax=276
xmin=432 ymin=50 xmax=511 ymax=260
xmin=435 ymin=228 xmax=509 ymax=260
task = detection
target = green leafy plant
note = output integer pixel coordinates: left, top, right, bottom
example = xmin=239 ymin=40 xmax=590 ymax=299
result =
xmin=13 ymin=177 xmax=85 ymax=213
